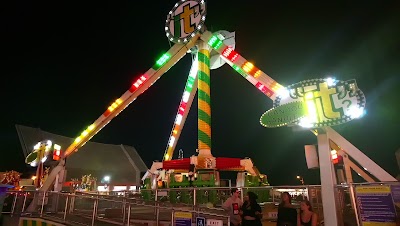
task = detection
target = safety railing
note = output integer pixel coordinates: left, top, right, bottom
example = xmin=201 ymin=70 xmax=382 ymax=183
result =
xmin=1 ymin=190 xmax=230 ymax=226
xmin=3 ymin=182 xmax=400 ymax=226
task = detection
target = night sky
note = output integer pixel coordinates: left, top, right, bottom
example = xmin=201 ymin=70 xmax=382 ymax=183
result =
xmin=3 ymin=0 xmax=400 ymax=185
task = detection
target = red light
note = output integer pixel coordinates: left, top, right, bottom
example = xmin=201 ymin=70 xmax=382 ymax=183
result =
xmin=331 ymin=150 xmax=340 ymax=164
xmin=129 ymin=75 xmax=148 ymax=92
xmin=178 ymin=102 xmax=187 ymax=114
xmin=103 ymin=109 xmax=111 ymax=117
xmin=255 ymin=82 xmax=273 ymax=97
xmin=53 ymin=149 xmax=61 ymax=161
xmin=221 ymin=47 xmax=239 ymax=62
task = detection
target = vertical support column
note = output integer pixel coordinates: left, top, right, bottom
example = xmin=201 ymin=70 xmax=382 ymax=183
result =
xmin=197 ymin=41 xmax=212 ymax=155
xmin=317 ymin=132 xmax=339 ymax=226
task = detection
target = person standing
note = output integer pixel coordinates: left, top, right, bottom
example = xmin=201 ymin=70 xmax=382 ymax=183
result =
xmin=241 ymin=191 xmax=262 ymax=226
xmin=222 ymin=188 xmax=243 ymax=226
xmin=277 ymin=192 xmax=297 ymax=226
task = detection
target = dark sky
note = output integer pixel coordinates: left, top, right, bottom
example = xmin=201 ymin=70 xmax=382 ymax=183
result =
xmin=2 ymin=0 xmax=400 ymax=185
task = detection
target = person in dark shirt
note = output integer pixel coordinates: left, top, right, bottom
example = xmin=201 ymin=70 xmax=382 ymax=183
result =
xmin=276 ymin=192 xmax=297 ymax=226
xmin=297 ymin=200 xmax=318 ymax=226
xmin=241 ymin=191 xmax=262 ymax=226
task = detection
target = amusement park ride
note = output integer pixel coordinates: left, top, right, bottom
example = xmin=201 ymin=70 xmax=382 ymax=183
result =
xmin=28 ymin=0 xmax=396 ymax=224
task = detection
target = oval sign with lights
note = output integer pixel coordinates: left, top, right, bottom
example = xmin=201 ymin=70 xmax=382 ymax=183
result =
xmin=261 ymin=78 xmax=366 ymax=128
xmin=165 ymin=0 xmax=206 ymax=44
xmin=260 ymin=101 xmax=307 ymax=128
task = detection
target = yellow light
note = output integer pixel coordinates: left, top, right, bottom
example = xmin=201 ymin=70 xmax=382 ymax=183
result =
xmin=108 ymin=106 xmax=115 ymax=111
xmin=242 ymin=62 xmax=254 ymax=73
xmin=305 ymin=92 xmax=314 ymax=100
xmin=31 ymin=176 xmax=37 ymax=180
xmin=74 ymin=137 xmax=82 ymax=143
xmin=165 ymin=154 xmax=169 ymax=160
xmin=82 ymin=130 xmax=89 ymax=136
xmin=306 ymin=99 xmax=318 ymax=123
xmin=116 ymin=99 xmax=122 ymax=104
xmin=253 ymin=70 xmax=262 ymax=78
xmin=111 ymin=103 xmax=118 ymax=108
xmin=88 ymin=124 xmax=95 ymax=131
xmin=272 ymin=83 xmax=284 ymax=92
xmin=173 ymin=130 xmax=178 ymax=134
xmin=33 ymin=142 xmax=41 ymax=150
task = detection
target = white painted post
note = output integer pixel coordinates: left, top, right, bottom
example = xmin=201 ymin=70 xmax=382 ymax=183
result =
xmin=317 ymin=132 xmax=339 ymax=226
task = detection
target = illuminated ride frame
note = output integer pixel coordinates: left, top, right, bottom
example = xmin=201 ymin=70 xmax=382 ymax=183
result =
xmin=36 ymin=1 xmax=397 ymax=224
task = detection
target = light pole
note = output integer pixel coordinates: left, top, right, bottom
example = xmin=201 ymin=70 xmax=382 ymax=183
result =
xmin=296 ymin=175 xmax=305 ymax=185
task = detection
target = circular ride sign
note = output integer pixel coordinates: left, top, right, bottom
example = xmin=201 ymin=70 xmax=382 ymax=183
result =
xmin=260 ymin=78 xmax=366 ymax=128
xmin=165 ymin=0 xmax=206 ymax=44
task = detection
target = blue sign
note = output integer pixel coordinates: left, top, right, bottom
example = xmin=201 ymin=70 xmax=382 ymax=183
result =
xmin=174 ymin=212 xmax=192 ymax=226
xmin=356 ymin=186 xmax=396 ymax=224
xmin=196 ymin=217 xmax=206 ymax=226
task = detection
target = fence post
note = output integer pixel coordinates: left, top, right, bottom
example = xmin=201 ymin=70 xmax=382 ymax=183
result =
xmin=21 ymin=192 xmax=27 ymax=213
xmin=171 ymin=209 xmax=175 ymax=226
xmin=122 ymin=198 xmax=126 ymax=224
xmin=156 ymin=202 xmax=160 ymax=226
xmin=349 ymin=184 xmax=361 ymax=226
xmin=63 ymin=196 xmax=69 ymax=221
xmin=126 ymin=203 xmax=131 ymax=226
xmin=271 ymin=187 xmax=275 ymax=203
xmin=91 ymin=199 xmax=98 ymax=226
xmin=40 ymin=192 xmax=46 ymax=217
xmin=11 ymin=192 xmax=18 ymax=215
xmin=193 ymin=188 xmax=197 ymax=206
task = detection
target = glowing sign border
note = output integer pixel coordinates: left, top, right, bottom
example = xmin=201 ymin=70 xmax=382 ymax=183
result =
xmin=260 ymin=101 xmax=307 ymax=128
xmin=273 ymin=78 xmax=366 ymax=128
xmin=165 ymin=0 xmax=207 ymax=44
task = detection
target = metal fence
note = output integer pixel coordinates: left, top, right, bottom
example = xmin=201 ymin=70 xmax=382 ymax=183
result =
xmin=2 ymin=182 xmax=400 ymax=226
xmin=1 ymin=190 xmax=230 ymax=226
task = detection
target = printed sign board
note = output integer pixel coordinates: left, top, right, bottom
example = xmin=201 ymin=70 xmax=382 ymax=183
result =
xmin=355 ymin=185 xmax=398 ymax=225
xmin=174 ymin=211 xmax=192 ymax=226
xmin=206 ymin=219 xmax=223 ymax=226
xmin=196 ymin=217 xmax=206 ymax=226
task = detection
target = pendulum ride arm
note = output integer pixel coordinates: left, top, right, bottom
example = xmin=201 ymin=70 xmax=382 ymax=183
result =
xmin=63 ymin=35 xmax=200 ymax=157
xmin=163 ymin=53 xmax=199 ymax=161
xmin=39 ymin=35 xmax=200 ymax=193
xmin=200 ymin=31 xmax=284 ymax=101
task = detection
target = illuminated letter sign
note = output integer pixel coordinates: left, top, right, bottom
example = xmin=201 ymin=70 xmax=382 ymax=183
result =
xmin=260 ymin=78 xmax=366 ymax=128
xmin=165 ymin=0 xmax=207 ymax=44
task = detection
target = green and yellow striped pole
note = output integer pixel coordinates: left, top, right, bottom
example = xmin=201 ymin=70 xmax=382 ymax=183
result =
xmin=197 ymin=41 xmax=212 ymax=152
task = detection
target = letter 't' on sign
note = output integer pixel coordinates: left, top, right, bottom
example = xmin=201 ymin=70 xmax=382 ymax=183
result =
xmin=165 ymin=0 xmax=207 ymax=44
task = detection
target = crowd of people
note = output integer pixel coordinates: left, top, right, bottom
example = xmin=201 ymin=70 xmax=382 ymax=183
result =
xmin=222 ymin=189 xmax=318 ymax=226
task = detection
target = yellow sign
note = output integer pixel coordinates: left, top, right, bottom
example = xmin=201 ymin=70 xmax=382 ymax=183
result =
xmin=356 ymin=186 xmax=391 ymax=194
xmin=174 ymin=211 xmax=192 ymax=219
xmin=268 ymin=78 xmax=366 ymax=128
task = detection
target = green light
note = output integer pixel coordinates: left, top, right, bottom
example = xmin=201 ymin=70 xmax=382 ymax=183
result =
xmin=233 ymin=65 xmax=247 ymax=78
xmin=155 ymin=53 xmax=171 ymax=67
xmin=186 ymin=77 xmax=195 ymax=91
xmin=208 ymin=35 xmax=223 ymax=49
